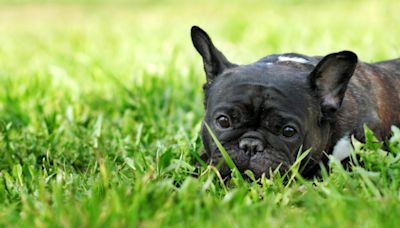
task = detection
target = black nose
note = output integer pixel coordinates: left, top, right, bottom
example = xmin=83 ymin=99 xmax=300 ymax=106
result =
xmin=239 ymin=137 xmax=265 ymax=155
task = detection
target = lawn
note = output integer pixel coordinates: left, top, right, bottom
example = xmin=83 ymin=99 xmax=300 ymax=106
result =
xmin=0 ymin=0 xmax=400 ymax=227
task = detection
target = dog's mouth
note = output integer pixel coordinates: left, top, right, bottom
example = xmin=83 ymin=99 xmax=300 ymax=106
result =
xmin=202 ymin=145 xmax=290 ymax=179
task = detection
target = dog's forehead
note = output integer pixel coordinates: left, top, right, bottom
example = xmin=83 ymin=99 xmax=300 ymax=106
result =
xmin=213 ymin=61 xmax=312 ymax=93
xmin=208 ymin=64 xmax=314 ymax=111
xmin=221 ymin=55 xmax=316 ymax=82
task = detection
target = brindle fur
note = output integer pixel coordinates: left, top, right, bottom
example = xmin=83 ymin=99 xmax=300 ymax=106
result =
xmin=334 ymin=60 xmax=400 ymax=144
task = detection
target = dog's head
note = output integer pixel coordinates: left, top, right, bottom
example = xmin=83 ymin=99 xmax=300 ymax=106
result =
xmin=191 ymin=26 xmax=358 ymax=178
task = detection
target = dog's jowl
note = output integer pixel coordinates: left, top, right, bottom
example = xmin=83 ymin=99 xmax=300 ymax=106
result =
xmin=191 ymin=26 xmax=400 ymax=178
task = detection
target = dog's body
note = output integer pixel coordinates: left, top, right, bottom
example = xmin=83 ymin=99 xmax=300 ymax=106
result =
xmin=191 ymin=26 xmax=400 ymax=178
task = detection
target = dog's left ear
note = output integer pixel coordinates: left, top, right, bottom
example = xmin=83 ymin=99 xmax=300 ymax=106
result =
xmin=309 ymin=51 xmax=358 ymax=120
xmin=191 ymin=26 xmax=236 ymax=84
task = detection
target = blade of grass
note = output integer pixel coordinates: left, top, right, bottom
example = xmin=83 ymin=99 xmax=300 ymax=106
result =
xmin=286 ymin=148 xmax=311 ymax=185
xmin=204 ymin=122 xmax=244 ymax=182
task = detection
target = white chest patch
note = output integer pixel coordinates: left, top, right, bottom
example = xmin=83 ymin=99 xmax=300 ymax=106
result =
xmin=332 ymin=136 xmax=353 ymax=161
xmin=277 ymin=56 xmax=309 ymax=64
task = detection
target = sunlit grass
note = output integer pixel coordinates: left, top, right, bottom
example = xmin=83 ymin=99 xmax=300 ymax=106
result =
xmin=0 ymin=0 xmax=400 ymax=226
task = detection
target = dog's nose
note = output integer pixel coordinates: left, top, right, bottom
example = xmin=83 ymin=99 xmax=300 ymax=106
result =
xmin=239 ymin=137 xmax=265 ymax=155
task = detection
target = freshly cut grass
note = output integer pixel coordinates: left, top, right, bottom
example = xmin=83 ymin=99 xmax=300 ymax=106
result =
xmin=0 ymin=0 xmax=400 ymax=227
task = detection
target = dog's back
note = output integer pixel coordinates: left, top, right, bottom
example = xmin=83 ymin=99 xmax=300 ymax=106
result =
xmin=335 ymin=58 xmax=400 ymax=143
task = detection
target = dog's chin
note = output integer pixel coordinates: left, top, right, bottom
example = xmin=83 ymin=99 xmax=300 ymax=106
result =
xmin=205 ymin=147 xmax=290 ymax=179
xmin=247 ymin=153 xmax=290 ymax=179
xmin=206 ymin=148 xmax=250 ymax=178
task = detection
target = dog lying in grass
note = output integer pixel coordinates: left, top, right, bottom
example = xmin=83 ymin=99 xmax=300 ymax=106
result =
xmin=191 ymin=26 xmax=400 ymax=178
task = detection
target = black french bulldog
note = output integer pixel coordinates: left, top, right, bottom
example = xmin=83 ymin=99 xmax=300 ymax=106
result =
xmin=191 ymin=26 xmax=400 ymax=178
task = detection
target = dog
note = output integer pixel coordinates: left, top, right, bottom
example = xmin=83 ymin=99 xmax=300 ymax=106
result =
xmin=191 ymin=26 xmax=400 ymax=178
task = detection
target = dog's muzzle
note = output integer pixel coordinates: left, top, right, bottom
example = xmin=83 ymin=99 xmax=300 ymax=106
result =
xmin=239 ymin=131 xmax=266 ymax=156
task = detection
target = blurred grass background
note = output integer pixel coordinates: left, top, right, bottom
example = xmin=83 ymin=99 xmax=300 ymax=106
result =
xmin=0 ymin=0 xmax=400 ymax=227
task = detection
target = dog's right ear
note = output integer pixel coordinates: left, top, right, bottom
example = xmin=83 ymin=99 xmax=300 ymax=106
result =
xmin=191 ymin=26 xmax=236 ymax=83
xmin=309 ymin=51 xmax=358 ymax=121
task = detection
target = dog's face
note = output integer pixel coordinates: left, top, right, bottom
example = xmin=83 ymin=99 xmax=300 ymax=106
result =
xmin=191 ymin=26 xmax=358 ymax=178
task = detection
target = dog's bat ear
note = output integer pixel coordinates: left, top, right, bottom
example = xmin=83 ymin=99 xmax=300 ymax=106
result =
xmin=309 ymin=51 xmax=358 ymax=121
xmin=191 ymin=26 xmax=236 ymax=83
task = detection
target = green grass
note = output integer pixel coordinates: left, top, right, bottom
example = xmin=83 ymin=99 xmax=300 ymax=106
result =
xmin=0 ymin=0 xmax=400 ymax=227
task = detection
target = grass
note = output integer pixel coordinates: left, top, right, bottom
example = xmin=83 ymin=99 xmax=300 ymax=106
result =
xmin=0 ymin=0 xmax=400 ymax=227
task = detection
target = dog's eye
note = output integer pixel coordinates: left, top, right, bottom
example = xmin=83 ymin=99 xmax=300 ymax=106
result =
xmin=216 ymin=115 xmax=231 ymax=129
xmin=282 ymin=126 xmax=297 ymax=137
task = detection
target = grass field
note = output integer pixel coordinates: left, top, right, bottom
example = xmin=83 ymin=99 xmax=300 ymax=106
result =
xmin=1 ymin=0 xmax=400 ymax=227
